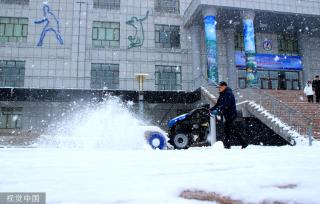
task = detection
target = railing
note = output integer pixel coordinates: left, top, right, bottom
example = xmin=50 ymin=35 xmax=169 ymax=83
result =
xmin=236 ymin=87 xmax=314 ymax=145
xmin=200 ymin=83 xmax=314 ymax=145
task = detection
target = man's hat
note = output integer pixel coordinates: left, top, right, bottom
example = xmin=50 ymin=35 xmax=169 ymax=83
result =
xmin=218 ymin=81 xmax=228 ymax=87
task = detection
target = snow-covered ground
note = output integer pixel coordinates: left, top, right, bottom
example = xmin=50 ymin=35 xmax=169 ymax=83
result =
xmin=1 ymin=97 xmax=320 ymax=203
xmin=1 ymin=146 xmax=320 ymax=204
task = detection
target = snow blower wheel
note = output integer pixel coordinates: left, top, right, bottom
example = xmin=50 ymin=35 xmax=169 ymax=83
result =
xmin=172 ymin=133 xmax=190 ymax=149
xmin=147 ymin=132 xmax=166 ymax=150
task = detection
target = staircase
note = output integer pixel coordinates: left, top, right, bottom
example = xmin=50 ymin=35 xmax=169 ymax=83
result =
xmin=262 ymin=90 xmax=320 ymax=139
xmin=201 ymin=86 xmax=316 ymax=145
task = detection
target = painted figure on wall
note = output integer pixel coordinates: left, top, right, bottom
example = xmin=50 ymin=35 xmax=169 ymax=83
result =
xmin=126 ymin=11 xmax=149 ymax=49
xmin=34 ymin=4 xmax=64 ymax=46
xmin=204 ymin=15 xmax=218 ymax=85
xmin=243 ymin=18 xmax=257 ymax=87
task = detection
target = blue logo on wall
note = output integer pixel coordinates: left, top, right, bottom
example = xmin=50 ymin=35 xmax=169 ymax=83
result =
xmin=263 ymin=40 xmax=272 ymax=51
xmin=34 ymin=4 xmax=64 ymax=46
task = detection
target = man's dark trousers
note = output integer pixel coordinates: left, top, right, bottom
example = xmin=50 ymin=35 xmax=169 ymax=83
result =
xmin=316 ymin=91 xmax=320 ymax=103
xmin=223 ymin=118 xmax=247 ymax=148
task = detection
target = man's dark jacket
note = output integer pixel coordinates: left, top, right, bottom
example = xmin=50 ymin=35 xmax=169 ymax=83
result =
xmin=312 ymin=79 xmax=320 ymax=92
xmin=210 ymin=87 xmax=237 ymax=121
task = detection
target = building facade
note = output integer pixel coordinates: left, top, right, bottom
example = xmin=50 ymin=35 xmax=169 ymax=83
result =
xmin=184 ymin=0 xmax=320 ymax=90
xmin=0 ymin=0 xmax=196 ymax=92
xmin=1 ymin=0 xmax=320 ymax=92
xmin=1 ymin=0 xmax=320 ymax=138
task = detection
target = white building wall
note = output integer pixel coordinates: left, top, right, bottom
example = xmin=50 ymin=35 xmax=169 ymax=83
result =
xmin=0 ymin=0 xmax=194 ymax=91
xmin=1 ymin=0 xmax=320 ymax=91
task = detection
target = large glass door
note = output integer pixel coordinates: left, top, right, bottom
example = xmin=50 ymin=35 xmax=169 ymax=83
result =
xmin=238 ymin=70 xmax=300 ymax=90
xmin=259 ymin=71 xmax=270 ymax=89
xmin=269 ymin=71 xmax=279 ymax=89
xmin=285 ymin=71 xmax=300 ymax=90
xmin=238 ymin=69 xmax=247 ymax=89
xmin=259 ymin=71 xmax=279 ymax=89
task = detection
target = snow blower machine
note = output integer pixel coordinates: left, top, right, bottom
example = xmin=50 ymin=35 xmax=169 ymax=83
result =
xmin=167 ymin=105 xmax=211 ymax=149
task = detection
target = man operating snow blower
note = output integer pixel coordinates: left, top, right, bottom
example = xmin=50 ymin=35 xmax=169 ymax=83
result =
xmin=210 ymin=81 xmax=248 ymax=149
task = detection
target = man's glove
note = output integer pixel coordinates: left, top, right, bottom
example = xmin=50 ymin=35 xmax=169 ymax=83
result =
xmin=210 ymin=109 xmax=220 ymax=116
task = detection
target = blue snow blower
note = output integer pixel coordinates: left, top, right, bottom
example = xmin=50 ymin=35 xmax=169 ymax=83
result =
xmin=167 ymin=105 xmax=211 ymax=149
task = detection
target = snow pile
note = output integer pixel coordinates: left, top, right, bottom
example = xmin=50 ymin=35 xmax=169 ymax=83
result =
xmin=212 ymin=141 xmax=225 ymax=149
xmin=36 ymin=96 xmax=148 ymax=150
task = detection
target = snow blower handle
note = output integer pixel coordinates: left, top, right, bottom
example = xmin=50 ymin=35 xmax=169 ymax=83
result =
xmin=210 ymin=109 xmax=220 ymax=117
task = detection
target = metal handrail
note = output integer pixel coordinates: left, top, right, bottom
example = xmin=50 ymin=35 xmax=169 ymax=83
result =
xmin=200 ymin=82 xmax=314 ymax=144
xmin=237 ymin=87 xmax=314 ymax=144
xmin=257 ymin=89 xmax=313 ymax=123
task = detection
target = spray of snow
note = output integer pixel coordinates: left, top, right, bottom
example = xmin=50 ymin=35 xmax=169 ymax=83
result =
xmin=35 ymin=96 xmax=148 ymax=150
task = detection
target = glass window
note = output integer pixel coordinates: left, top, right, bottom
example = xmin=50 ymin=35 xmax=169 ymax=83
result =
xmin=155 ymin=0 xmax=180 ymax=14
xmin=235 ymin=33 xmax=244 ymax=51
xmin=91 ymin=63 xmax=119 ymax=89
xmin=269 ymin=71 xmax=278 ymax=78
xmin=4 ymin=24 xmax=13 ymax=36
xmin=98 ymin=27 xmax=106 ymax=40
xmin=292 ymin=80 xmax=299 ymax=90
xmin=0 ymin=60 xmax=25 ymax=87
xmin=22 ymin=24 xmax=28 ymax=37
xmin=277 ymin=34 xmax=298 ymax=56
xmin=155 ymin=65 xmax=182 ymax=90
xmin=19 ymin=18 xmax=28 ymax=24
xmin=106 ymin=28 xmax=113 ymax=40
xmin=259 ymin=71 xmax=269 ymax=78
xmin=0 ymin=107 xmax=23 ymax=129
xmin=93 ymin=0 xmax=120 ymax=10
xmin=109 ymin=40 xmax=119 ymax=47
xmin=14 ymin=24 xmax=22 ymax=37
xmin=271 ymin=80 xmax=278 ymax=90
xmin=93 ymin=21 xmax=101 ymax=27
xmin=0 ymin=18 xmax=9 ymax=24
xmin=92 ymin=21 xmax=120 ymax=48
xmin=0 ymin=24 xmax=4 ymax=36
xmin=286 ymin=71 xmax=299 ymax=80
xmin=0 ymin=17 xmax=28 ymax=43
xmin=92 ymin=27 xmax=98 ymax=40
xmin=113 ymin=29 xmax=120 ymax=41
xmin=238 ymin=69 xmax=247 ymax=89
xmin=0 ymin=0 xmax=29 ymax=5
xmin=155 ymin=24 xmax=180 ymax=48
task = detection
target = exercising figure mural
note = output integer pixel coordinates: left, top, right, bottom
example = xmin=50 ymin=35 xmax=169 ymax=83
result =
xmin=34 ymin=4 xmax=64 ymax=46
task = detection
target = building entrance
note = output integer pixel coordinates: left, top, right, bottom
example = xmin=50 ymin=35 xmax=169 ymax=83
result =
xmin=239 ymin=70 xmax=300 ymax=90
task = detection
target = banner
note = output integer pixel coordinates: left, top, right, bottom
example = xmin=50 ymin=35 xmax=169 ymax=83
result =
xmin=235 ymin=51 xmax=303 ymax=71
xmin=243 ymin=18 xmax=258 ymax=86
xmin=204 ymin=15 xmax=218 ymax=84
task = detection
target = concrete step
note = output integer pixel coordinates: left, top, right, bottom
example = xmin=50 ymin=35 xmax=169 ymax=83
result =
xmin=261 ymin=90 xmax=320 ymax=139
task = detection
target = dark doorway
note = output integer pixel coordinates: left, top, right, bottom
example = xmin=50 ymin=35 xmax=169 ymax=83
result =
xmin=278 ymin=71 xmax=287 ymax=90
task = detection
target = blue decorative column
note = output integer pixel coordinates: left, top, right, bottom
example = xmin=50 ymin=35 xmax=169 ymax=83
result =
xmin=242 ymin=11 xmax=258 ymax=87
xmin=203 ymin=8 xmax=218 ymax=85
xmin=202 ymin=8 xmax=218 ymax=146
